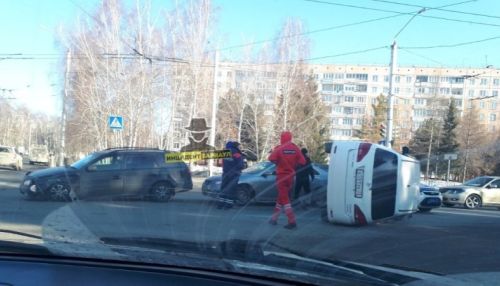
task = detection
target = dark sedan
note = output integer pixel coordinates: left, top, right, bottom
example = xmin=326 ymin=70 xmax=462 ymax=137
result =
xmin=202 ymin=161 xmax=328 ymax=206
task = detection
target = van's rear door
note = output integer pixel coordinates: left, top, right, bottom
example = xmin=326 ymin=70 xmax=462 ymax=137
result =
xmin=397 ymin=158 xmax=420 ymax=213
xmin=371 ymin=148 xmax=398 ymax=220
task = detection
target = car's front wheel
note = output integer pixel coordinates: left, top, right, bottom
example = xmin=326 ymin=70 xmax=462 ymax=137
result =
xmin=464 ymin=194 xmax=482 ymax=209
xmin=150 ymin=182 xmax=174 ymax=202
xmin=47 ymin=183 xmax=72 ymax=201
xmin=235 ymin=185 xmax=253 ymax=206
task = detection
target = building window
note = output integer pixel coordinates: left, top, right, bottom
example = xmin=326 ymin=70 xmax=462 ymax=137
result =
xmin=371 ymin=98 xmax=377 ymax=104
xmin=384 ymin=75 xmax=389 ymax=82
xmin=451 ymin=88 xmax=463 ymax=95
xmin=322 ymin=95 xmax=333 ymax=101
xmin=355 ymin=118 xmax=363 ymax=125
xmin=479 ymin=114 xmax=485 ymax=121
xmin=372 ymin=75 xmax=378 ymax=82
xmin=343 ymin=118 xmax=353 ymax=125
xmin=346 ymin=73 xmax=368 ymax=81
xmin=403 ymin=99 xmax=410 ymax=105
xmin=395 ymin=76 xmax=400 ymax=83
xmin=455 ymin=99 xmax=462 ymax=107
xmin=467 ymin=101 xmax=472 ymax=109
xmin=494 ymin=78 xmax=500 ymax=86
xmin=334 ymin=84 xmax=343 ymax=93
xmin=481 ymin=78 xmax=488 ymax=85
xmin=416 ymin=75 xmax=428 ymax=83
xmin=406 ymin=76 xmax=412 ymax=83
xmin=480 ymin=90 xmax=487 ymax=97
xmin=357 ymin=96 xmax=365 ymax=103
xmin=323 ymin=73 xmax=334 ymax=79
xmin=491 ymin=101 xmax=497 ymax=110
xmin=414 ymin=109 xmax=426 ymax=117
xmin=394 ymin=87 xmax=400 ymax=94
xmin=493 ymin=90 xmax=498 ymax=97
xmin=322 ymin=84 xmax=333 ymax=91
xmin=440 ymin=88 xmax=450 ymax=95
xmin=345 ymin=96 xmax=354 ymax=102
xmin=173 ymin=143 xmax=180 ymax=149
xmin=383 ymin=87 xmax=390 ymax=94
xmin=469 ymin=79 xmax=475 ymax=85
xmin=405 ymin=88 xmax=412 ymax=94
xmin=356 ymin=84 xmax=368 ymax=92
xmin=440 ymin=76 xmax=449 ymax=83
xmin=341 ymin=129 xmax=352 ymax=136
xmin=372 ymin=87 xmax=378 ymax=93
xmin=344 ymin=107 xmax=353 ymax=114
xmin=333 ymin=106 xmax=342 ymax=113
xmin=429 ymin=76 xmax=439 ymax=83
xmin=468 ymin=90 xmax=475 ymax=97
xmin=490 ymin=114 xmax=497 ymax=121
xmin=415 ymin=98 xmax=426 ymax=105
xmin=450 ymin=77 xmax=464 ymax=84
xmin=479 ymin=101 xmax=485 ymax=109
xmin=344 ymin=85 xmax=355 ymax=92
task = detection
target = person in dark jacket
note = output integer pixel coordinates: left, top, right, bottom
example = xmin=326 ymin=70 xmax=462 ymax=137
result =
xmin=217 ymin=141 xmax=244 ymax=209
xmin=294 ymin=148 xmax=315 ymax=209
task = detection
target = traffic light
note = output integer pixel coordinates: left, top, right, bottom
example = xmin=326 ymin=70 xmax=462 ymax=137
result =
xmin=379 ymin=123 xmax=386 ymax=138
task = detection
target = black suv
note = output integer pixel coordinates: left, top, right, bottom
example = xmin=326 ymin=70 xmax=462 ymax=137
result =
xmin=20 ymin=148 xmax=192 ymax=202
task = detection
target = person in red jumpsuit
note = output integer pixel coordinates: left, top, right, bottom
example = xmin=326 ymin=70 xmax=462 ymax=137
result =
xmin=268 ymin=131 xmax=306 ymax=229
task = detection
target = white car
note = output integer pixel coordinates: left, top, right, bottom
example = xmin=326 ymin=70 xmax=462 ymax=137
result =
xmin=0 ymin=146 xmax=23 ymax=171
xmin=323 ymin=141 xmax=420 ymax=225
xmin=418 ymin=183 xmax=442 ymax=212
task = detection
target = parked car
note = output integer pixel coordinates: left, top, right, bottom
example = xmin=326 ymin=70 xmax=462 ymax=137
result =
xmin=0 ymin=146 xmax=23 ymax=171
xmin=202 ymin=161 xmax=328 ymax=206
xmin=20 ymin=148 xmax=193 ymax=202
xmin=441 ymin=176 xmax=500 ymax=209
xmin=418 ymin=183 xmax=442 ymax=212
xmin=29 ymin=145 xmax=50 ymax=165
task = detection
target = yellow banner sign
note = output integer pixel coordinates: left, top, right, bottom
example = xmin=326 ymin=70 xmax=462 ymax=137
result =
xmin=165 ymin=150 xmax=232 ymax=162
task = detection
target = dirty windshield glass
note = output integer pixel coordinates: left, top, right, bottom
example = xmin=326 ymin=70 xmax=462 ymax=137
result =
xmin=1 ymin=0 xmax=500 ymax=285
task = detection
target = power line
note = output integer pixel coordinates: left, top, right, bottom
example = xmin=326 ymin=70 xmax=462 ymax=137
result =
xmin=400 ymin=35 xmax=500 ymax=49
xmin=367 ymin=0 xmax=500 ymax=20
xmin=399 ymin=48 xmax=445 ymax=66
xmin=302 ymin=0 xmax=500 ymax=28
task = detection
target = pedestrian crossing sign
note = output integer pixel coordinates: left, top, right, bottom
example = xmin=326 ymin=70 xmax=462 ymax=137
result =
xmin=108 ymin=116 xmax=123 ymax=130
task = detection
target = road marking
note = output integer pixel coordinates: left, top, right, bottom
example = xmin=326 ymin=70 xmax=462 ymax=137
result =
xmin=434 ymin=209 xmax=500 ymax=218
xmin=42 ymin=205 xmax=123 ymax=259
xmin=0 ymin=182 xmax=19 ymax=189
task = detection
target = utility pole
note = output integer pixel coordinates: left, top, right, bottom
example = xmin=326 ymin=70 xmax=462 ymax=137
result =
xmin=208 ymin=50 xmax=219 ymax=177
xmin=386 ymin=41 xmax=397 ymax=149
xmin=59 ymin=49 xmax=71 ymax=166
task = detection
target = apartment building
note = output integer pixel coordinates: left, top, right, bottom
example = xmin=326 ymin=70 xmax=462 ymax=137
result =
xmin=169 ymin=63 xmax=500 ymax=150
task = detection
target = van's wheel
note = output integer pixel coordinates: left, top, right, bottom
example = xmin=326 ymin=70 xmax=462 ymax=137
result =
xmin=464 ymin=194 xmax=482 ymax=209
xmin=235 ymin=185 xmax=253 ymax=206
xmin=151 ymin=182 xmax=174 ymax=202
xmin=48 ymin=183 xmax=72 ymax=202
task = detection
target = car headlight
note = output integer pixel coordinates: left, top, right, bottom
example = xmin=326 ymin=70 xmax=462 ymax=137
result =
xmin=451 ymin=189 xmax=465 ymax=194
xmin=23 ymin=179 xmax=32 ymax=186
xmin=29 ymin=184 xmax=37 ymax=193
xmin=214 ymin=181 xmax=221 ymax=186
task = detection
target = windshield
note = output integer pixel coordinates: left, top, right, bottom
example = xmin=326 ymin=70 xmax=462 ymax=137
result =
xmin=2 ymin=0 xmax=500 ymax=285
xmin=242 ymin=162 xmax=273 ymax=174
xmin=70 ymin=153 xmax=99 ymax=169
xmin=464 ymin=177 xmax=494 ymax=187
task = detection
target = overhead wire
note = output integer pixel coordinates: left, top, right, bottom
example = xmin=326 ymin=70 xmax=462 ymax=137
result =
xmin=301 ymin=0 xmax=500 ymax=28
xmin=367 ymin=0 xmax=500 ymax=20
xmin=400 ymin=35 xmax=500 ymax=49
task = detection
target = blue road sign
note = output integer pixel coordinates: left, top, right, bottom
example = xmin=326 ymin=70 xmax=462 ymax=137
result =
xmin=108 ymin=116 xmax=123 ymax=130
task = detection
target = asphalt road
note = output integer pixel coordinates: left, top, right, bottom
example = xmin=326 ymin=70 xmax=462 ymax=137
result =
xmin=0 ymin=166 xmax=500 ymax=276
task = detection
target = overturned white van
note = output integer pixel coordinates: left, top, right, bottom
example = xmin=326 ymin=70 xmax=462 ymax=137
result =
xmin=324 ymin=141 xmax=420 ymax=225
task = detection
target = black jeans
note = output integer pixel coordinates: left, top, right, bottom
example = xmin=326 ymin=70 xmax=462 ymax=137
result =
xmin=220 ymin=173 xmax=240 ymax=203
xmin=294 ymin=177 xmax=311 ymax=202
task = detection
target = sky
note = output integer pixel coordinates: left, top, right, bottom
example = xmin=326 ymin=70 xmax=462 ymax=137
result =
xmin=1 ymin=0 xmax=500 ymax=116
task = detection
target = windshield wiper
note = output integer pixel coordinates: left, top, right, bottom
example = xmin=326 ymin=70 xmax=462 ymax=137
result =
xmin=0 ymin=230 xmax=50 ymax=255
xmin=99 ymin=237 xmax=402 ymax=285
